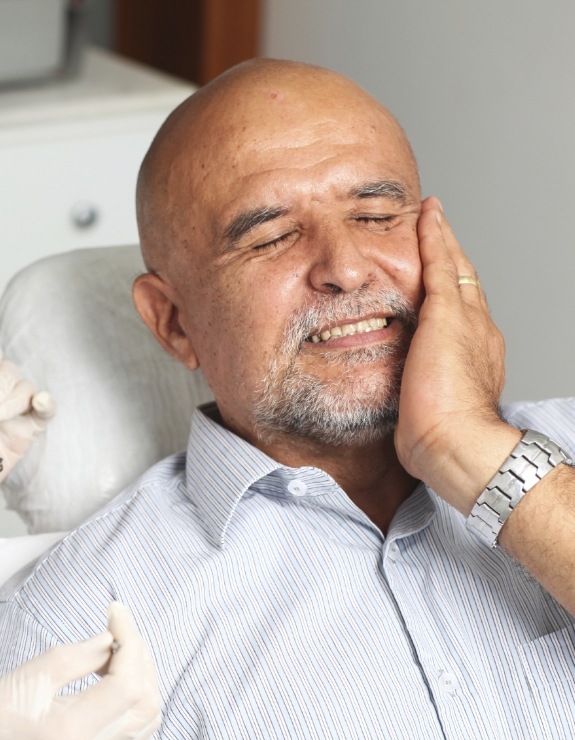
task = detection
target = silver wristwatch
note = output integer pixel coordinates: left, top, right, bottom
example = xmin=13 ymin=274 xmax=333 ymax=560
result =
xmin=466 ymin=429 xmax=573 ymax=548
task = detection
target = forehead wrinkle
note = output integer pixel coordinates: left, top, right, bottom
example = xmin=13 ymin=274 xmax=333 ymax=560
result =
xmin=222 ymin=205 xmax=290 ymax=249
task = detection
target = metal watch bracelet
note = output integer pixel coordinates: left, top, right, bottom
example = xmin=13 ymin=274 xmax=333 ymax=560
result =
xmin=466 ymin=429 xmax=573 ymax=548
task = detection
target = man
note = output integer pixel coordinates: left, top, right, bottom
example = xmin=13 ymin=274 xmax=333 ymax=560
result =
xmin=1 ymin=58 xmax=575 ymax=737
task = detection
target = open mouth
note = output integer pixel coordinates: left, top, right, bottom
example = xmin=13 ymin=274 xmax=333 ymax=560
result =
xmin=306 ymin=316 xmax=392 ymax=344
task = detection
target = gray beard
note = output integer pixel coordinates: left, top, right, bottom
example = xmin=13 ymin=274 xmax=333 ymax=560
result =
xmin=252 ymin=289 xmax=417 ymax=447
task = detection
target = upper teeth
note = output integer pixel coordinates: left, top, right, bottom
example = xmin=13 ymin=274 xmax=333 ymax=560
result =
xmin=309 ymin=317 xmax=388 ymax=343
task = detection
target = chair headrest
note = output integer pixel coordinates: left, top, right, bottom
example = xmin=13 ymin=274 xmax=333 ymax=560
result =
xmin=0 ymin=246 xmax=214 ymax=533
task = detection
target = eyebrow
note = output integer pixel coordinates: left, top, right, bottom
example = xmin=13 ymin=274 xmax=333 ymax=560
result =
xmin=221 ymin=179 xmax=410 ymax=249
xmin=348 ymin=179 xmax=409 ymax=203
xmin=223 ymin=205 xmax=290 ymax=247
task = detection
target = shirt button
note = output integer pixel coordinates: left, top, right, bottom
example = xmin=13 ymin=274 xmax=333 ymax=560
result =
xmin=439 ymin=671 xmax=459 ymax=694
xmin=388 ymin=542 xmax=399 ymax=561
xmin=287 ymin=480 xmax=308 ymax=496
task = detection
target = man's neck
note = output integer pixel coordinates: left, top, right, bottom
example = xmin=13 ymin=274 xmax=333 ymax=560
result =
xmin=257 ymin=431 xmax=418 ymax=535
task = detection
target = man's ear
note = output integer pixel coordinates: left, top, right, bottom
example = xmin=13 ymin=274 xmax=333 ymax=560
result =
xmin=133 ymin=273 xmax=199 ymax=371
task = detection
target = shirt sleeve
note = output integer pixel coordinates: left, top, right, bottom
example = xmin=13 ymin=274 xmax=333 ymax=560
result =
xmin=503 ymin=397 xmax=575 ymax=457
xmin=0 ymin=598 xmax=61 ymax=675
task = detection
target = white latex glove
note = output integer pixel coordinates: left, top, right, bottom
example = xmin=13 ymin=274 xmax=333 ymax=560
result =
xmin=0 ymin=348 xmax=56 ymax=484
xmin=0 ymin=602 xmax=162 ymax=739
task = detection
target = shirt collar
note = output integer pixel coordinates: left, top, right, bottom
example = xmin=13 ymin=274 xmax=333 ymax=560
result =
xmin=185 ymin=403 xmax=281 ymax=547
xmin=388 ymin=481 xmax=437 ymax=542
xmin=185 ymin=402 xmax=437 ymax=548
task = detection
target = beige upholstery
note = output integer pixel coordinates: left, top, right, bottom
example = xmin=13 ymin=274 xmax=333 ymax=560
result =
xmin=0 ymin=246 xmax=214 ymax=533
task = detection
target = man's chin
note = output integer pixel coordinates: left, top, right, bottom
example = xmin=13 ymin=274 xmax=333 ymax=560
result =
xmin=255 ymin=404 xmax=399 ymax=448
xmin=253 ymin=375 xmax=401 ymax=447
xmin=253 ymin=332 xmax=409 ymax=447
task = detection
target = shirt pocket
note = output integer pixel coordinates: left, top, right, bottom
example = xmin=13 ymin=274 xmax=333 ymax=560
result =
xmin=518 ymin=623 xmax=575 ymax=691
xmin=516 ymin=624 xmax=575 ymax=737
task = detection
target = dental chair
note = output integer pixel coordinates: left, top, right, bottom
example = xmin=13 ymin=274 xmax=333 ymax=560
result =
xmin=0 ymin=246 xmax=214 ymax=583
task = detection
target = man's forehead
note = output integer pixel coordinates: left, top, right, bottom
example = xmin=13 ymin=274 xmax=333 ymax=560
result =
xmin=164 ymin=61 xmax=403 ymax=163
xmin=184 ymin=97 xmax=414 ymax=192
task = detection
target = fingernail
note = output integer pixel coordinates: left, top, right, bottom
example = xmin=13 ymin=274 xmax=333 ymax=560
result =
xmin=32 ymin=391 xmax=56 ymax=418
xmin=437 ymin=198 xmax=444 ymax=213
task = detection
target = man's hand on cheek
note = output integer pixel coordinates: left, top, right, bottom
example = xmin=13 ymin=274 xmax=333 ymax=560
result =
xmin=394 ymin=196 xmax=521 ymax=514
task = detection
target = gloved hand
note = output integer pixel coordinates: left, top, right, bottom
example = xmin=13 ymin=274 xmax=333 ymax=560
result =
xmin=0 ymin=348 xmax=56 ymax=484
xmin=0 ymin=602 xmax=162 ymax=739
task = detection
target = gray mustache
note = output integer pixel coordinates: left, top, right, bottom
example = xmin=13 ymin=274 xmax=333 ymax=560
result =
xmin=280 ymin=289 xmax=419 ymax=353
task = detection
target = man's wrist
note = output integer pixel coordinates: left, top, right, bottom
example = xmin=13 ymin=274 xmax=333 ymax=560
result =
xmin=415 ymin=420 xmax=521 ymax=516
xmin=466 ymin=429 xmax=574 ymax=548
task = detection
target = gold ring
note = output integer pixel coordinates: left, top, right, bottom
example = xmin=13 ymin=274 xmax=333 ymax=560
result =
xmin=457 ymin=275 xmax=479 ymax=288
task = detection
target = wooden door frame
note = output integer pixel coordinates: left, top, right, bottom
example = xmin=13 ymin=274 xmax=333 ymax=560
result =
xmin=114 ymin=0 xmax=261 ymax=86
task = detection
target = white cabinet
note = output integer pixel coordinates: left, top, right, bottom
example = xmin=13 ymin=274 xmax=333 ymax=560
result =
xmin=0 ymin=48 xmax=195 ymax=535
xmin=0 ymin=47 xmax=195 ymax=294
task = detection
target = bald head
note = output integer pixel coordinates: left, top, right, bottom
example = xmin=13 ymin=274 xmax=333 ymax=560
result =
xmin=136 ymin=58 xmax=419 ymax=274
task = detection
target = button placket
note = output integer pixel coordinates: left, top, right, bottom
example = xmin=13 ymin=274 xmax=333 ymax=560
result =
xmin=386 ymin=541 xmax=400 ymax=564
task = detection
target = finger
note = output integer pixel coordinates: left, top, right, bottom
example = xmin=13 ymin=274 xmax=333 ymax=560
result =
xmin=47 ymin=632 xmax=115 ymax=692
xmin=417 ymin=198 xmax=461 ymax=300
xmin=59 ymin=687 xmax=162 ymax=740
xmin=435 ymin=205 xmax=474 ymax=271
xmin=0 ymin=357 xmax=54 ymax=421
xmin=456 ymin=273 xmax=488 ymax=311
xmin=0 ymin=410 xmax=50 ymax=454
xmin=440 ymin=216 xmax=490 ymax=312
xmin=106 ymin=602 xmax=154 ymax=681
xmin=0 ymin=379 xmax=37 ymax=422
xmin=419 ymin=197 xmax=485 ymax=309
xmin=0 ymin=360 xmax=20 ymax=406
xmin=67 ymin=679 xmax=162 ymax=739
xmin=5 ymin=631 xmax=114 ymax=701
xmin=419 ymin=194 xmax=442 ymax=216
xmin=64 ymin=603 xmax=161 ymax=733
xmin=31 ymin=391 xmax=56 ymax=421
xmin=107 ymin=601 xmax=160 ymax=717
xmin=436 ymin=211 xmax=487 ymax=305
xmin=422 ymin=197 xmax=475 ymax=274
xmin=132 ymin=714 xmax=165 ymax=739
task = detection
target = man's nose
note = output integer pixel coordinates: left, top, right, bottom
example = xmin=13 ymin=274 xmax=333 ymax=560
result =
xmin=308 ymin=228 xmax=375 ymax=295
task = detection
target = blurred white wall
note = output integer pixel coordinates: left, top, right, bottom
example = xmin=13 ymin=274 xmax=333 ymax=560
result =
xmin=263 ymin=0 xmax=575 ymax=403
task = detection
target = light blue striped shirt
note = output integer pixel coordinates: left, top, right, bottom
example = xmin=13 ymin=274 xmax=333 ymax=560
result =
xmin=1 ymin=398 xmax=575 ymax=738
